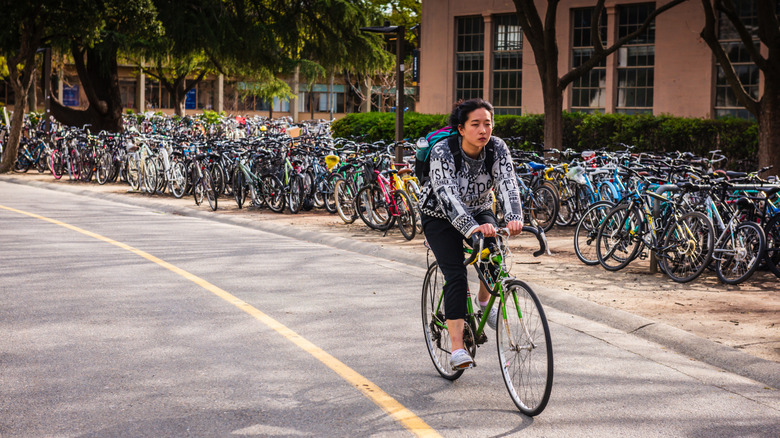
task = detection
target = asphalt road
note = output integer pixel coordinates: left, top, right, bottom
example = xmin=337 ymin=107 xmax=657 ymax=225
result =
xmin=1 ymin=181 xmax=779 ymax=437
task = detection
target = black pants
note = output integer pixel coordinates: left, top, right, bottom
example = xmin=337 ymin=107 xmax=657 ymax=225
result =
xmin=422 ymin=210 xmax=497 ymax=320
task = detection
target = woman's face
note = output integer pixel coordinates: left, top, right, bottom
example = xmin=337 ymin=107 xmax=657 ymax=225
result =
xmin=458 ymin=108 xmax=493 ymax=149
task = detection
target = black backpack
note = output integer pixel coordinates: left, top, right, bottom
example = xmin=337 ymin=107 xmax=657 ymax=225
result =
xmin=415 ymin=132 xmax=495 ymax=185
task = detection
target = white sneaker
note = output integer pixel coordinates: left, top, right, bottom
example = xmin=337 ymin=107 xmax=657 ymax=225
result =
xmin=479 ymin=301 xmax=499 ymax=330
xmin=449 ymin=349 xmax=474 ymax=370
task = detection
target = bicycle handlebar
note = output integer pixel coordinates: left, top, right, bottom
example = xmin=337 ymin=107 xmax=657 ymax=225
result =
xmin=463 ymin=226 xmax=547 ymax=266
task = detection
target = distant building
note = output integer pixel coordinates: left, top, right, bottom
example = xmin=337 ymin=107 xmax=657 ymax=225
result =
xmin=418 ymin=0 xmax=764 ymax=119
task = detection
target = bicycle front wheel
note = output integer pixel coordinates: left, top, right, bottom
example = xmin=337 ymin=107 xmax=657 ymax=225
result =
xmin=657 ymin=211 xmax=714 ymax=283
xmin=574 ymin=201 xmax=613 ymax=265
xmin=496 ymin=280 xmax=553 ymax=417
xmin=393 ymin=190 xmax=417 ymax=240
xmin=421 ymin=262 xmax=464 ymax=381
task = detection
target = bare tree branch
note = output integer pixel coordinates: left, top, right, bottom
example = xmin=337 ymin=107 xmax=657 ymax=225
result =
xmin=700 ymin=0 xmax=760 ymax=116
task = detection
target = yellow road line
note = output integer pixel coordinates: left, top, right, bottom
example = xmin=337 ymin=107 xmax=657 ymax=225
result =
xmin=0 ymin=204 xmax=441 ymax=438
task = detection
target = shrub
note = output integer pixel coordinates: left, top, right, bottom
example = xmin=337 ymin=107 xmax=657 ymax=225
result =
xmin=332 ymin=111 xmax=758 ymax=168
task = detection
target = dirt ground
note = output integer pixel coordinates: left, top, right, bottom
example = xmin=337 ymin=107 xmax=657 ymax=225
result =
xmin=5 ymin=172 xmax=779 ymax=363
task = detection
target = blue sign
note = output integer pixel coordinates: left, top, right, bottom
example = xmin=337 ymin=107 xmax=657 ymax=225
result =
xmin=185 ymin=88 xmax=197 ymax=110
xmin=63 ymin=85 xmax=79 ymax=107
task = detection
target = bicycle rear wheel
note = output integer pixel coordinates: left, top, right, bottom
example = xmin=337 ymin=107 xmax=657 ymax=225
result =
xmin=421 ymin=262 xmax=464 ymax=381
xmin=334 ymin=178 xmax=357 ymax=224
xmin=764 ymin=213 xmax=780 ymax=278
xmin=356 ymin=184 xmax=393 ymax=230
xmin=203 ymin=171 xmax=218 ymax=211
xmin=716 ymin=221 xmax=766 ymax=284
xmin=596 ymin=203 xmax=643 ymax=271
xmin=496 ymin=280 xmax=553 ymax=417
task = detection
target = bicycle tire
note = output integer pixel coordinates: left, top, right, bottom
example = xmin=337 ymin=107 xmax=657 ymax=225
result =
xmin=262 ymin=174 xmax=286 ymax=213
xmin=170 ymin=161 xmax=187 ymax=199
xmin=233 ymin=167 xmax=246 ymax=208
xmin=204 ymin=171 xmax=218 ymax=211
xmin=528 ymin=185 xmax=558 ymax=232
xmin=555 ymin=198 xmax=576 ymax=226
xmin=496 ymin=280 xmax=553 ymax=417
xmin=356 ymin=184 xmax=393 ymax=230
xmin=764 ymin=213 xmax=780 ymax=278
xmin=393 ymin=190 xmax=417 ymax=241
xmin=421 ymin=262 xmax=464 ymax=381
xmin=96 ymin=152 xmax=112 ymax=185
xmin=596 ymin=203 xmax=644 ymax=271
xmin=574 ymin=201 xmax=614 ymax=265
xmin=48 ymin=150 xmax=63 ymax=180
xmin=322 ymin=174 xmax=340 ymax=214
xmin=126 ymin=156 xmax=140 ymax=191
xmin=334 ymin=178 xmax=358 ymax=224
xmin=287 ymin=174 xmax=305 ymax=214
xmin=716 ymin=221 xmax=766 ymax=284
xmin=143 ymin=157 xmax=157 ymax=194
xmin=657 ymin=211 xmax=715 ymax=283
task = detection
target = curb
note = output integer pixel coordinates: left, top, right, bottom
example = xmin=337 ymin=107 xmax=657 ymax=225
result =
xmin=3 ymin=175 xmax=779 ymax=390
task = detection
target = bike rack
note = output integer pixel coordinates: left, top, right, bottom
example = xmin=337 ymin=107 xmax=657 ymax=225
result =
xmin=649 ymin=184 xmax=681 ymax=274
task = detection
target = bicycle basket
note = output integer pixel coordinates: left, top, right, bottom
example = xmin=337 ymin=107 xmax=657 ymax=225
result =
xmin=566 ymin=165 xmax=587 ymax=185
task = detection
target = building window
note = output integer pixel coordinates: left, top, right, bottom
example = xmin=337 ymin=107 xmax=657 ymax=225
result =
xmin=492 ymin=14 xmax=522 ymax=115
xmin=616 ymin=3 xmax=655 ymax=114
xmin=714 ymin=0 xmax=759 ymax=119
xmin=119 ymin=80 xmax=136 ymax=109
xmin=197 ymin=81 xmax=214 ymax=110
xmin=455 ymin=16 xmax=484 ymax=102
xmin=571 ymin=8 xmax=607 ymax=113
xmin=0 ymin=79 xmax=15 ymax=106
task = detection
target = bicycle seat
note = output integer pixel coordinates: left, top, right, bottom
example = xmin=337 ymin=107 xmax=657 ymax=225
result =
xmin=528 ymin=162 xmax=546 ymax=171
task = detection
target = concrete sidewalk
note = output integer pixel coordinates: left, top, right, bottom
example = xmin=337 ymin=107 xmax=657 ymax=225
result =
xmin=2 ymin=174 xmax=778 ymax=390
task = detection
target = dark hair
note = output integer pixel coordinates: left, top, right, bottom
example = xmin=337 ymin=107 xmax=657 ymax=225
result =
xmin=448 ymin=98 xmax=494 ymax=132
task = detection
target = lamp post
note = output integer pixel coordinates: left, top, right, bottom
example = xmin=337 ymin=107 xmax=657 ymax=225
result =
xmin=360 ymin=23 xmax=405 ymax=164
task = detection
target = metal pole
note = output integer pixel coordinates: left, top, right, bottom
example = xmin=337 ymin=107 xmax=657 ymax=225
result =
xmin=394 ymin=26 xmax=405 ymax=164
xmin=43 ymin=48 xmax=52 ymax=132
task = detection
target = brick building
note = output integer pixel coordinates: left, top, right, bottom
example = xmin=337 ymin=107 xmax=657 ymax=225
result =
xmin=417 ymin=0 xmax=766 ymax=119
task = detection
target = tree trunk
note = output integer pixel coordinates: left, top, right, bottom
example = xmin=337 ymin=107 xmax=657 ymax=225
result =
xmin=0 ymin=96 xmax=28 ymax=173
xmin=0 ymin=57 xmax=37 ymax=173
xmin=757 ymin=80 xmax=780 ymax=177
xmin=174 ymin=82 xmax=186 ymax=116
xmin=49 ymin=44 xmax=123 ymax=132
xmin=543 ymin=82 xmax=563 ymax=151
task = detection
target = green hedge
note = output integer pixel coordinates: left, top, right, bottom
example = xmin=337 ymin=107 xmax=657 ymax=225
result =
xmin=332 ymin=111 xmax=758 ymax=169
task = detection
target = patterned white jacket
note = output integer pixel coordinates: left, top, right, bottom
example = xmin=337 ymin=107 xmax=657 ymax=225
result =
xmin=419 ymin=135 xmax=523 ymax=237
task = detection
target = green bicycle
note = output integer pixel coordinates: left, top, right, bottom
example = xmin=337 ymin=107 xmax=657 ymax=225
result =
xmin=421 ymin=226 xmax=553 ymax=416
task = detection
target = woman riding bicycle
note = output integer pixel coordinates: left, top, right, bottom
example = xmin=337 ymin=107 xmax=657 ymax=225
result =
xmin=419 ymin=98 xmax=524 ymax=370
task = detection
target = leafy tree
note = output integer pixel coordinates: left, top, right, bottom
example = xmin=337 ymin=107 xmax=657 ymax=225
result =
xmin=47 ymin=0 xmax=162 ymax=132
xmin=0 ymin=0 xmax=51 ymax=173
xmin=700 ymin=0 xmax=780 ymax=175
xmin=142 ymin=0 xmax=283 ymax=116
xmin=511 ymin=0 xmax=686 ymax=150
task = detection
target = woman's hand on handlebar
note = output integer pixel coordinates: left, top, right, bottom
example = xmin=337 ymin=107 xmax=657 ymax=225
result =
xmin=474 ymin=223 xmax=497 ymax=237
xmin=506 ymin=220 xmax=523 ymax=236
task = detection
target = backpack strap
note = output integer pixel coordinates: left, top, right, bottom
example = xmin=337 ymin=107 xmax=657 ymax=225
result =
xmin=446 ymin=136 xmax=496 ymax=174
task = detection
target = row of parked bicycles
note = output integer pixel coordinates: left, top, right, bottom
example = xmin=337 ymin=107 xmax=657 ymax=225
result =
xmin=7 ymin=114 xmax=779 ymax=284
xmin=543 ymin=147 xmax=780 ymax=285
